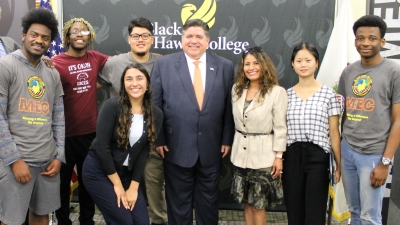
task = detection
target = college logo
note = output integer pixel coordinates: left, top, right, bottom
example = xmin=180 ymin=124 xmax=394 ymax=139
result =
xmin=181 ymin=0 xmax=216 ymax=28
xmin=27 ymin=76 xmax=45 ymax=99
xmin=352 ymin=74 xmax=372 ymax=97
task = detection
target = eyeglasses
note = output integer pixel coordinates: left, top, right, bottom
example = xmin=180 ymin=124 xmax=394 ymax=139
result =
xmin=68 ymin=30 xmax=91 ymax=36
xmin=242 ymin=47 xmax=264 ymax=58
xmin=129 ymin=33 xmax=152 ymax=40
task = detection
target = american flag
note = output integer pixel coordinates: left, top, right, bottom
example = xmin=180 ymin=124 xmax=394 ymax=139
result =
xmin=39 ymin=0 xmax=64 ymax=58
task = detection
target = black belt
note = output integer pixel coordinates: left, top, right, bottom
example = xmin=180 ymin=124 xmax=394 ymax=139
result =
xmin=236 ymin=129 xmax=273 ymax=136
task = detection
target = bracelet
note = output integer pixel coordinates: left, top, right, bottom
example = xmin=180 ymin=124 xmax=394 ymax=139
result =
xmin=275 ymin=153 xmax=283 ymax=159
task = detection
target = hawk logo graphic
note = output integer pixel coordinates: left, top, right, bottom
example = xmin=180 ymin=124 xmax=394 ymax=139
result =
xmin=275 ymin=54 xmax=285 ymax=80
xmin=272 ymin=0 xmax=287 ymax=7
xmin=78 ymin=0 xmax=91 ymax=5
xmin=219 ymin=16 xmax=238 ymax=42
xmin=284 ymin=18 xmax=303 ymax=48
xmin=252 ymin=17 xmax=271 ymax=46
xmin=122 ymin=15 xmax=138 ymax=43
xmin=181 ymin=0 xmax=217 ymax=28
xmin=304 ymin=0 xmax=320 ymax=8
xmin=316 ymin=19 xmax=333 ymax=48
xmin=94 ymin=15 xmax=109 ymax=44
xmin=239 ymin=0 xmax=253 ymax=6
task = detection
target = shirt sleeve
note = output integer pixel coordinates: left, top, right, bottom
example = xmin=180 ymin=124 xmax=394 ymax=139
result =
xmin=0 ymin=93 xmax=22 ymax=165
xmin=95 ymin=99 xmax=119 ymax=175
xmin=52 ymin=96 xmax=65 ymax=163
xmin=392 ymin=68 xmax=400 ymax=105
xmin=94 ymin=51 xmax=109 ymax=70
xmin=272 ymin=87 xmax=288 ymax=152
xmin=151 ymin=59 xmax=166 ymax=147
xmin=337 ymin=70 xmax=346 ymax=98
xmin=98 ymin=59 xmax=112 ymax=86
xmin=328 ymin=89 xmax=341 ymax=117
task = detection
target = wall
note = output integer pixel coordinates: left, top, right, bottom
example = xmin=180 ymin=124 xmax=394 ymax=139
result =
xmin=350 ymin=0 xmax=366 ymax=20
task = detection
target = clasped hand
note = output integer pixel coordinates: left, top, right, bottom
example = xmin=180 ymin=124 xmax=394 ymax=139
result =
xmin=113 ymin=184 xmax=138 ymax=211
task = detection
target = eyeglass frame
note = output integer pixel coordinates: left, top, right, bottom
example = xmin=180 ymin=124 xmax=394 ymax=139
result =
xmin=129 ymin=33 xmax=152 ymax=40
xmin=68 ymin=30 xmax=91 ymax=36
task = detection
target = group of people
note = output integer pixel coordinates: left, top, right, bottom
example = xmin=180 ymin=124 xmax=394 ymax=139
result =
xmin=0 ymin=6 xmax=399 ymax=225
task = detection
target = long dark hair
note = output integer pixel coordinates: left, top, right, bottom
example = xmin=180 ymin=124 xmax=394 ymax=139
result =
xmin=117 ymin=63 xmax=156 ymax=149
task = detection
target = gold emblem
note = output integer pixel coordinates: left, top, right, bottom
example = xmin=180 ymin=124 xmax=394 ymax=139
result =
xmin=181 ymin=0 xmax=217 ymax=28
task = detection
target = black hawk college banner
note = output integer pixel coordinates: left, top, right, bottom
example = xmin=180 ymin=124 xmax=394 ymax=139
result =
xmin=63 ymin=0 xmax=335 ymax=209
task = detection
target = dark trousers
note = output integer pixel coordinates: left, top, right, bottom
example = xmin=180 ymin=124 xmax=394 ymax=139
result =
xmin=164 ymin=158 xmax=221 ymax=225
xmin=56 ymin=133 xmax=96 ymax=225
xmin=282 ymin=142 xmax=330 ymax=225
xmin=82 ymin=152 xmax=149 ymax=225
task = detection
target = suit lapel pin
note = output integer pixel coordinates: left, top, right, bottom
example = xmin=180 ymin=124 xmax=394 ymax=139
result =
xmin=210 ymin=68 xmax=214 ymax=71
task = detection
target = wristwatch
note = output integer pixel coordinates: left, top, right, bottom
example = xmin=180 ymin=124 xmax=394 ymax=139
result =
xmin=276 ymin=153 xmax=283 ymax=159
xmin=382 ymin=157 xmax=392 ymax=166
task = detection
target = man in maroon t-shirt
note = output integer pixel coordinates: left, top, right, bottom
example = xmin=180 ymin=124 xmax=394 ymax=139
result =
xmin=53 ymin=18 xmax=108 ymax=225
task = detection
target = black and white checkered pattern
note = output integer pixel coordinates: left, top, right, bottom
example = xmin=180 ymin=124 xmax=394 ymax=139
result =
xmin=287 ymin=85 xmax=341 ymax=153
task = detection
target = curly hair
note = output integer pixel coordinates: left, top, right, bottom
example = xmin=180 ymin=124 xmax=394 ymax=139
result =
xmin=234 ymin=48 xmax=278 ymax=102
xmin=117 ymin=64 xmax=156 ymax=150
xmin=62 ymin=18 xmax=96 ymax=50
xmin=21 ymin=8 xmax=59 ymax=41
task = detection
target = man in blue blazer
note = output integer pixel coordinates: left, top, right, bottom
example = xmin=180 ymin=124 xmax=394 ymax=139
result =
xmin=0 ymin=36 xmax=20 ymax=57
xmin=151 ymin=19 xmax=234 ymax=225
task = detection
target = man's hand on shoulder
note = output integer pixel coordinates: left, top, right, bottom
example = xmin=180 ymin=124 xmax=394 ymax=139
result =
xmin=41 ymin=55 xmax=55 ymax=68
xmin=41 ymin=159 xmax=62 ymax=177
xmin=370 ymin=163 xmax=389 ymax=187
xmin=11 ymin=158 xmax=32 ymax=183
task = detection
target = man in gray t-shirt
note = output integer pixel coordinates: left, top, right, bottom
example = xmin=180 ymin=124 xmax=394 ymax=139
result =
xmin=0 ymin=8 xmax=65 ymax=225
xmin=338 ymin=15 xmax=400 ymax=225
xmin=98 ymin=17 xmax=168 ymax=225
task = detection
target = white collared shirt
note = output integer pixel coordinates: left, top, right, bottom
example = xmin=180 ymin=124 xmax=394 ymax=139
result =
xmin=185 ymin=53 xmax=206 ymax=91
xmin=0 ymin=40 xmax=7 ymax=57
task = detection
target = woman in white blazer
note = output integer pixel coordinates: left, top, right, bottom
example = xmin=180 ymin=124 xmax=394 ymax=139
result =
xmin=230 ymin=47 xmax=288 ymax=225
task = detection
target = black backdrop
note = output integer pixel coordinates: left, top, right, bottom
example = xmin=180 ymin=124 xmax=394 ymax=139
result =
xmin=64 ymin=0 xmax=335 ymax=209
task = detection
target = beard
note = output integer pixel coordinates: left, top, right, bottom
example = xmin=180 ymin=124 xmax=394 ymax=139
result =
xmin=26 ymin=47 xmax=45 ymax=59
xmin=134 ymin=51 xmax=146 ymax=57
xmin=26 ymin=50 xmax=42 ymax=59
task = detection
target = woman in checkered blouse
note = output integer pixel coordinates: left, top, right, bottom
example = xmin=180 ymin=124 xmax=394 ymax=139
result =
xmin=282 ymin=42 xmax=342 ymax=225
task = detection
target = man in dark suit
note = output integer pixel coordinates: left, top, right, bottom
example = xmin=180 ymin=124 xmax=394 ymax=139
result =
xmin=0 ymin=36 xmax=20 ymax=57
xmin=151 ymin=19 xmax=234 ymax=225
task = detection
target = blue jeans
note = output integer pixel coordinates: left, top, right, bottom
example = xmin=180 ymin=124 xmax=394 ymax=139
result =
xmin=341 ymin=139 xmax=386 ymax=225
